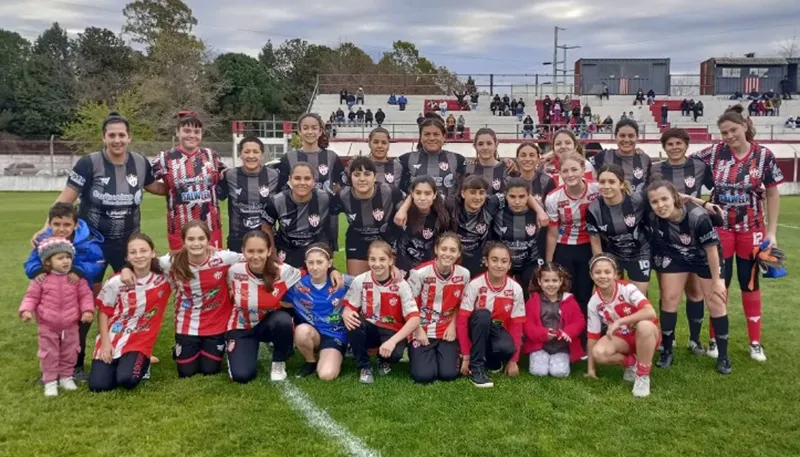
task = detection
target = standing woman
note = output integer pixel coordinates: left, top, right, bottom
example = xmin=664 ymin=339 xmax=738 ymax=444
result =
xmin=263 ymin=163 xmax=336 ymax=268
xmin=516 ymin=142 xmax=556 ymax=257
xmin=543 ymin=129 xmax=595 ymax=187
xmin=465 ymin=128 xmax=509 ymax=195
xmin=545 ymin=152 xmax=601 ymax=338
xmin=336 ymin=157 xmax=404 ymax=276
xmin=693 ymin=105 xmax=783 ymax=362
xmin=585 ymin=165 xmax=651 ymax=295
xmin=394 ymin=176 xmax=451 ymax=275
xmin=367 ymin=127 xmax=403 ymax=186
xmin=219 ymin=136 xmax=280 ymax=252
xmin=646 ymin=181 xmax=731 ymax=373
xmin=29 ymin=112 xmax=165 ymax=381
xmin=397 ymin=116 xmax=466 ymax=200
xmin=151 ymin=114 xmax=227 ymax=251
xmin=590 ymin=119 xmax=652 ymax=194
xmin=652 ymin=128 xmax=709 ymax=353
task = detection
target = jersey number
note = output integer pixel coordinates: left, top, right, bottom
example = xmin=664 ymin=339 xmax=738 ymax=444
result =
xmin=753 ymin=232 xmax=763 ymax=247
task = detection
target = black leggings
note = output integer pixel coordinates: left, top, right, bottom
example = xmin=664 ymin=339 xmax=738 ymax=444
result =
xmin=724 ymin=255 xmax=759 ymax=292
xmin=554 ymin=243 xmax=593 ymax=346
xmin=467 ymin=309 xmax=515 ymax=371
xmin=226 ymin=310 xmax=294 ymax=384
xmin=89 ymin=351 xmax=150 ymax=392
xmin=409 ymin=339 xmax=459 ymax=384
xmin=76 ymin=321 xmax=91 ymax=369
xmin=348 ymin=320 xmax=407 ymax=369
xmin=513 ymin=261 xmax=541 ymax=302
xmin=173 ymin=333 xmax=225 ymax=378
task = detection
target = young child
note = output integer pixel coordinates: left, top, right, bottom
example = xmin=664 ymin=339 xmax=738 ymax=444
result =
xmin=342 ymin=241 xmax=420 ymax=384
xmin=523 ymin=262 xmax=585 ymax=378
xmin=25 ymin=202 xmax=104 ymax=381
xmin=406 ymin=233 xmax=471 ymax=384
xmin=585 ymin=253 xmax=660 ymax=398
xmin=89 ymin=234 xmax=171 ymax=392
xmin=457 ymin=242 xmax=526 ymax=388
xmin=19 ymin=238 xmax=94 ymax=396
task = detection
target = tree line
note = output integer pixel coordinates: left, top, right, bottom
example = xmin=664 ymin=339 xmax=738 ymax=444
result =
xmin=0 ymin=0 xmax=460 ymax=148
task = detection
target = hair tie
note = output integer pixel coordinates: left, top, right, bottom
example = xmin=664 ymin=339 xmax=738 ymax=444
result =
xmin=305 ymin=246 xmax=331 ymax=259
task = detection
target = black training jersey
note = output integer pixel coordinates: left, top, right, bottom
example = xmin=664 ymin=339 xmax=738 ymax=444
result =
xmin=528 ymin=169 xmax=556 ymax=205
xmin=277 ymin=149 xmax=346 ymax=193
xmin=397 ymin=149 xmax=466 ymax=199
xmin=450 ymin=195 xmax=504 ymax=270
xmin=464 ymin=162 xmax=509 ymax=195
xmin=648 ymin=202 xmax=720 ymax=269
xmin=585 ymin=192 xmax=650 ymax=261
xmin=652 ymin=159 xmax=708 ymax=198
xmin=395 ymin=211 xmax=443 ymax=271
xmin=336 ymin=183 xmax=404 ymax=244
xmin=372 ymin=160 xmax=404 ymax=187
xmin=591 ymin=149 xmax=652 ymax=194
xmin=220 ymin=166 xmax=280 ymax=241
xmin=263 ymin=189 xmax=333 ymax=259
xmin=491 ymin=206 xmax=540 ymax=271
xmin=67 ymin=150 xmax=154 ymax=241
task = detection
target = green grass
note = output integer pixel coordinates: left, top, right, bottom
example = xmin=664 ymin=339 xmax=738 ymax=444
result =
xmin=1 ymin=193 xmax=799 ymax=457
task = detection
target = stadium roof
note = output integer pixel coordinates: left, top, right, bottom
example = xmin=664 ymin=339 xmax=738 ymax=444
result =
xmin=709 ymin=57 xmax=787 ymax=65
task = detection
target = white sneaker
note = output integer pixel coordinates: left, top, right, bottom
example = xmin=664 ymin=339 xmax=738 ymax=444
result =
xmin=706 ymin=340 xmax=719 ymax=359
xmin=143 ymin=365 xmax=151 ymax=380
xmin=44 ymin=381 xmax=58 ymax=397
xmin=59 ymin=377 xmax=78 ymax=391
xmin=632 ymin=375 xmax=651 ymax=398
xmin=270 ymin=362 xmax=287 ymax=382
xmin=623 ymin=366 xmax=637 ymax=383
xmin=749 ymin=342 xmax=767 ymax=362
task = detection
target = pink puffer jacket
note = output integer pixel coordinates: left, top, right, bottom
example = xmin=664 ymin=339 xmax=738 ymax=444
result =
xmin=18 ymin=274 xmax=94 ymax=329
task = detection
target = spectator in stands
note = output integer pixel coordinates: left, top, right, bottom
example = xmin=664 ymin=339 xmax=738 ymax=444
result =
xmin=696 ymin=100 xmax=704 ymax=117
xmin=563 ymin=95 xmax=571 ymax=106
xmin=346 ymin=93 xmax=356 ymax=110
xmin=365 ymin=109 xmax=374 ymax=127
xmin=517 ymin=98 xmax=526 ymax=112
xmin=661 ymin=104 xmax=669 ymax=126
xmin=356 ymin=107 xmax=365 ymax=125
xmin=730 ymin=91 xmax=744 ymax=101
xmin=329 ymin=111 xmax=336 ymax=125
xmin=620 ymin=111 xmax=628 ymax=121
xmin=571 ymin=104 xmax=581 ymax=123
xmin=603 ymin=115 xmax=613 ymax=132
xmin=454 ymin=90 xmax=467 ymax=109
xmin=747 ymin=89 xmax=760 ymax=100
xmin=510 ymin=98 xmax=518 ymax=114
xmin=680 ymin=99 xmax=689 ymax=116
xmin=522 ymin=115 xmax=535 ymax=138
xmin=440 ymin=101 xmax=448 ymax=117
xmin=600 ymin=82 xmax=610 ymax=100
xmin=756 ymin=99 xmax=766 ymax=116
xmin=543 ymin=95 xmax=552 ymax=115
xmin=466 ymin=76 xmax=477 ymax=94
xmin=493 ymin=94 xmax=502 ymax=110
xmin=796 ymin=117 xmax=800 ymax=129
xmin=397 ymin=94 xmax=407 ymax=111
xmin=763 ymin=89 xmax=775 ymax=100
xmin=516 ymin=102 xmax=525 ymax=121
xmin=375 ymin=108 xmax=386 ymax=126
xmin=347 ymin=109 xmax=356 ymax=126
xmin=748 ymin=100 xmax=758 ymax=117
xmin=490 ymin=99 xmax=498 ymax=116
xmin=388 ymin=93 xmax=397 ymax=105
xmin=457 ymin=115 xmax=466 ymax=139
xmin=445 ymin=114 xmax=456 ymax=139
xmin=687 ymin=99 xmax=696 ymax=117
xmin=340 ymin=88 xmax=348 ymax=104
xmin=502 ymin=94 xmax=511 ymax=110
xmin=634 ymin=89 xmax=645 ymax=106
xmin=780 ymin=76 xmax=792 ymax=100
xmin=765 ymin=99 xmax=774 ymax=117
xmin=785 ymin=116 xmax=795 ymax=129
xmin=470 ymin=92 xmax=479 ymax=111
xmin=417 ymin=113 xmax=425 ymax=125
xmin=646 ymin=89 xmax=656 ymax=105
xmin=355 ymin=87 xmax=365 ymax=105
xmin=582 ymin=104 xmax=592 ymax=123
xmin=692 ymin=102 xmax=701 ymax=122
xmin=553 ymin=100 xmax=563 ymax=123
xmin=336 ymin=107 xmax=345 ymax=127
xmin=772 ymin=96 xmax=782 ymax=116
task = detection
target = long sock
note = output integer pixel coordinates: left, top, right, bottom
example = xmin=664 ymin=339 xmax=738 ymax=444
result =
xmin=741 ymin=291 xmax=762 ymax=343
xmin=709 ymin=323 xmax=716 ymax=341
xmin=686 ymin=299 xmax=705 ymax=343
xmin=710 ymin=316 xmax=730 ymax=360
xmin=660 ymin=311 xmax=678 ymax=352
xmin=636 ymin=361 xmax=652 ymax=376
xmin=622 ymin=354 xmax=636 ymax=367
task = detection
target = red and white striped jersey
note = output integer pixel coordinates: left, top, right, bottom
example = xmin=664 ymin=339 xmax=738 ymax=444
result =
xmin=343 ymin=273 xmax=420 ymax=332
xmin=407 ymin=261 xmax=471 ymax=339
xmin=586 ymin=280 xmax=657 ymax=340
xmin=458 ymin=273 xmax=525 ymax=330
xmin=545 ymin=180 xmax=601 ymax=245
xmin=160 ymin=250 xmax=243 ymax=336
xmin=226 ymin=262 xmax=303 ymax=331
xmin=93 ymin=273 xmax=171 ymax=359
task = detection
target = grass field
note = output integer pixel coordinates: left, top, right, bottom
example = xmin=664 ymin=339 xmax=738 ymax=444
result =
xmin=1 ymin=193 xmax=799 ymax=457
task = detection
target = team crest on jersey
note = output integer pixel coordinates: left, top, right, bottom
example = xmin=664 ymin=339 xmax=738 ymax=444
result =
xmin=214 ymin=271 xmax=223 ymax=280
xmin=318 ymin=164 xmax=329 ymax=176
xmin=748 ymin=167 xmax=762 ymax=180
xmin=454 ymin=290 xmax=461 ymax=298
xmin=624 ymin=215 xmax=636 ymax=227
xmin=504 ymin=303 xmax=512 ymax=312
xmin=439 ymin=162 xmax=449 ymax=171
xmin=126 ymin=174 xmax=138 ymax=187
xmin=679 ymin=233 xmax=692 ymax=245
xmin=309 ymin=214 xmax=320 ymax=227
xmin=259 ymin=186 xmax=270 ymax=197
xmin=373 ymin=208 xmax=385 ymax=221
xmin=422 ymin=228 xmax=434 ymax=239
xmin=475 ymin=223 xmax=487 ymax=234
xmin=662 ymin=256 xmax=672 ymax=267
xmin=384 ymin=173 xmax=395 ymax=183
xmin=525 ymin=224 xmax=536 ymax=236
xmin=389 ymin=297 xmax=398 ymax=307
xmin=389 ymin=285 xmax=399 ymax=292
xmin=348 ymin=213 xmax=357 ymax=221
xmin=443 ymin=173 xmax=455 ymax=188
xmin=500 ymin=226 xmax=507 ymax=234
xmin=492 ymin=179 xmax=501 ymax=190
xmin=633 ymin=167 xmax=644 ymax=180
xmin=684 ymin=176 xmax=696 ymax=188
xmin=227 ymin=340 xmax=236 ymax=353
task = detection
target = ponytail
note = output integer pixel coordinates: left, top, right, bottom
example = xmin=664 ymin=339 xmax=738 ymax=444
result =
xmin=169 ymin=221 xmax=211 ymax=282
xmin=718 ymin=105 xmax=756 ymax=142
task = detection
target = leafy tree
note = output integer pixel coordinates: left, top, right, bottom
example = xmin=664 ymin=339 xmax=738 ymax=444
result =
xmin=0 ymin=29 xmax=31 ymax=131
xmin=73 ymin=27 xmax=137 ymax=104
xmin=122 ymin=0 xmax=197 ymax=48
xmin=214 ymin=53 xmax=280 ymax=121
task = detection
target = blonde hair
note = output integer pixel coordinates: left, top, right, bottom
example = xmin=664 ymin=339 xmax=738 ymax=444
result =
xmin=368 ymin=240 xmax=395 ymax=260
xmin=559 ymin=152 xmax=586 ymax=171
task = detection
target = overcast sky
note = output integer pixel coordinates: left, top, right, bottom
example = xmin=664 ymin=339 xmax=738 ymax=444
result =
xmin=2 ymin=0 xmax=799 ymax=82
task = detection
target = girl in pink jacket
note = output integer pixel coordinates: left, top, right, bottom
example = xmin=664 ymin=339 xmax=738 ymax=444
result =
xmin=19 ymin=237 xmax=94 ymax=397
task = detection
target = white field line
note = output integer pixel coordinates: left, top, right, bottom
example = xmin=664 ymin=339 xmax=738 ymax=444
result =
xmin=777 ymin=224 xmax=800 ymax=230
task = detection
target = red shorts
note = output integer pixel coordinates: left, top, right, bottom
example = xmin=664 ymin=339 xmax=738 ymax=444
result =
xmin=717 ymin=228 xmax=763 ymax=260
xmin=614 ymin=329 xmax=661 ymax=355
xmin=168 ymin=230 xmax=223 ymax=251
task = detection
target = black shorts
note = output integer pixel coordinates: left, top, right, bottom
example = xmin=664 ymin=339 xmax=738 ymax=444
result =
xmin=277 ymin=247 xmax=306 ymax=269
xmin=100 ymin=240 xmax=128 ymax=279
xmin=345 ymin=233 xmax=376 ymax=261
xmin=655 ymin=255 xmax=715 ymax=279
xmin=619 ymin=259 xmax=652 ymax=283
xmin=319 ymin=333 xmax=347 ymax=354
xmin=227 ymin=237 xmax=243 ymax=253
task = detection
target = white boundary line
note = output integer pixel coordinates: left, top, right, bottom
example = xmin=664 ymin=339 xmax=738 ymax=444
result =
xmin=259 ymin=347 xmax=381 ymax=457
xmin=778 ymin=224 xmax=800 ymax=230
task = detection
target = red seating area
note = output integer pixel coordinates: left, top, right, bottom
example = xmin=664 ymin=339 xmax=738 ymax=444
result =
xmin=424 ymin=99 xmax=465 ymax=111
xmin=659 ymin=124 xmax=711 ymax=141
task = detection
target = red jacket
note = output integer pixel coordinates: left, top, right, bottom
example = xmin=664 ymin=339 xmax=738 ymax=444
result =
xmin=522 ymin=292 xmax=586 ymax=362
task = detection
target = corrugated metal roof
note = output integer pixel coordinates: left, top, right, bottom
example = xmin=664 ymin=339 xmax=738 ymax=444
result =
xmin=577 ymin=58 xmax=669 ymax=63
xmin=711 ymin=57 xmax=787 ymax=65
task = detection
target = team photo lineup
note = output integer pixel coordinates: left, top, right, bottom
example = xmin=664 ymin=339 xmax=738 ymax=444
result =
xmin=19 ymin=104 xmax=787 ymax=400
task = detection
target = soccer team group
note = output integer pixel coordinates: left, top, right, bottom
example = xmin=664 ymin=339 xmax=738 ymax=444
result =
xmin=18 ymin=104 xmax=783 ymax=398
